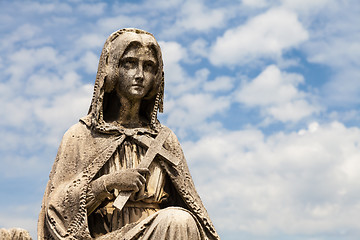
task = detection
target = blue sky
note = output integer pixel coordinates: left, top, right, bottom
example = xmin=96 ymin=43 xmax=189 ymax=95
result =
xmin=0 ymin=0 xmax=360 ymax=239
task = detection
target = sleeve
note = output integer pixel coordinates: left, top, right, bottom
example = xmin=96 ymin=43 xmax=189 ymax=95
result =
xmin=38 ymin=124 xmax=93 ymax=240
xmin=38 ymin=123 xmax=125 ymax=240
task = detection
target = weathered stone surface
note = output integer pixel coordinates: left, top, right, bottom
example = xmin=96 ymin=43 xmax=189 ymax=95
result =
xmin=38 ymin=28 xmax=220 ymax=239
xmin=0 ymin=228 xmax=32 ymax=240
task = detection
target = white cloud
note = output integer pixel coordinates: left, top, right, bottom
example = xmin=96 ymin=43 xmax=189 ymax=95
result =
xmin=306 ymin=36 xmax=360 ymax=69
xmin=79 ymin=51 xmax=99 ymax=74
xmin=0 ymin=71 xmax=92 ymax=146
xmin=0 ymin=96 xmax=33 ymax=127
xmin=165 ymin=92 xmax=230 ymax=138
xmin=321 ymin=70 xmax=360 ymax=107
xmin=242 ymin=0 xmax=269 ymax=8
xmin=160 ymin=41 xmax=188 ymax=66
xmin=18 ymin=2 xmax=72 ymax=14
xmin=77 ymin=3 xmax=107 ymax=16
xmin=184 ymin=121 xmax=360 ymax=235
xmin=0 ymin=24 xmax=41 ymax=50
xmin=236 ymin=65 xmax=319 ymax=122
xmin=297 ymin=1 xmax=360 ymax=106
xmin=167 ymin=93 xmax=230 ymax=125
xmin=25 ymin=71 xmax=80 ymax=97
xmin=96 ymin=15 xmax=148 ymax=35
xmin=157 ymin=0 xmax=234 ymax=38
xmin=267 ymin=99 xmax=318 ymax=122
xmin=175 ymin=0 xmax=228 ymax=32
xmin=76 ymin=34 xmax=106 ymax=50
xmin=159 ymin=41 xmax=190 ymax=95
xmin=189 ymin=38 xmax=209 ymax=58
xmin=281 ymin=0 xmax=331 ymax=12
xmin=6 ymin=47 xmax=61 ymax=82
xmin=34 ymin=83 xmax=93 ymax=146
xmin=237 ymin=65 xmax=304 ymax=105
xmin=0 ymin=42 xmax=93 ymax=145
xmin=209 ymin=8 xmax=309 ymax=66
xmin=142 ymin=0 xmax=183 ymax=10
xmin=204 ymin=76 xmax=235 ymax=92
xmin=0 ymin=151 xmax=50 ymax=178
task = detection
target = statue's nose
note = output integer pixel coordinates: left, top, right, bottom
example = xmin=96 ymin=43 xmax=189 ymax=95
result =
xmin=134 ymin=64 xmax=144 ymax=82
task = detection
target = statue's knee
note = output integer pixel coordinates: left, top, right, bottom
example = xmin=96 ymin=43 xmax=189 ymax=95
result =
xmin=158 ymin=207 xmax=196 ymax=226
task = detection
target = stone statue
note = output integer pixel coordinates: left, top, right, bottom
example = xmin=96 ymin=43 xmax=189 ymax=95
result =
xmin=0 ymin=228 xmax=32 ymax=240
xmin=38 ymin=28 xmax=220 ymax=240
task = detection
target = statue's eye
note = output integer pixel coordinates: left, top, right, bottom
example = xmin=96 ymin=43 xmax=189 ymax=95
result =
xmin=120 ymin=58 xmax=137 ymax=69
xmin=144 ymin=61 xmax=156 ymax=73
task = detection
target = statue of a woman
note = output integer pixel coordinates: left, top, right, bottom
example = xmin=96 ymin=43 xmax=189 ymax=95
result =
xmin=38 ymin=28 xmax=220 ymax=240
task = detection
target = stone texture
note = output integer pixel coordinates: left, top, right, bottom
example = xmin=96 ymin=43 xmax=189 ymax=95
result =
xmin=0 ymin=228 xmax=32 ymax=240
xmin=38 ymin=28 xmax=220 ymax=240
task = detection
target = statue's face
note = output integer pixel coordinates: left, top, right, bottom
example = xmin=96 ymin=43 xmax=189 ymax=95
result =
xmin=116 ymin=45 xmax=158 ymax=100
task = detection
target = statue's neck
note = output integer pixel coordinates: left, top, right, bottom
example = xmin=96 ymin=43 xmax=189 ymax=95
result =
xmin=116 ymin=96 xmax=143 ymax=128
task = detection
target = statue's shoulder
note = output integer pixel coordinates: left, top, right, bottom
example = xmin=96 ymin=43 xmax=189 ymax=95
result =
xmin=159 ymin=124 xmax=184 ymax=153
xmin=62 ymin=121 xmax=91 ymax=141
xmin=159 ymin=124 xmax=178 ymax=140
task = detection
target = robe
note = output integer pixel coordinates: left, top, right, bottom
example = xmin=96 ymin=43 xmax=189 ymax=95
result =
xmin=38 ymin=120 xmax=220 ymax=240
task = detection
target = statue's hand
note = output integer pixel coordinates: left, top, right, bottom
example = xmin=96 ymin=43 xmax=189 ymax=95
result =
xmin=90 ymin=168 xmax=149 ymax=201
xmin=106 ymin=168 xmax=150 ymax=192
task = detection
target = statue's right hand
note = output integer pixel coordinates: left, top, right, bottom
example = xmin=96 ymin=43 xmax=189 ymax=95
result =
xmin=105 ymin=168 xmax=149 ymax=192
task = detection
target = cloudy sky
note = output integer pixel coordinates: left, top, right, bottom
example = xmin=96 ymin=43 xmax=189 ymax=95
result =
xmin=1 ymin=0 xmax=360 ymax=239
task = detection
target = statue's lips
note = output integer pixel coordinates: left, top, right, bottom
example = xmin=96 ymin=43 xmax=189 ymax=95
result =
xmin=131 ymin=84 xmax=144 ymax=88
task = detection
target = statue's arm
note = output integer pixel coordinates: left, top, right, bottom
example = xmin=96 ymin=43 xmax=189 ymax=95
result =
xmin=86 ymin=176 xmax=113 ymax=215
xmin=40 ymin=123 xmax=94 ymax=239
